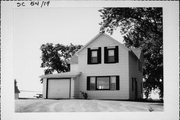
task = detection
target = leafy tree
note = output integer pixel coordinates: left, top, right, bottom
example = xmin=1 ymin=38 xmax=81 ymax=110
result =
xmin=99 ymin=7 xmax=163 ymax=99
xmin=40 ymin=43 xmax=82 ymax=76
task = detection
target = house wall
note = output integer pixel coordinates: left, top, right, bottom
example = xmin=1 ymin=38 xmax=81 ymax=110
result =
xmin=43 ymin=78 xmax=47 ymax=98
xmin=70 ymin=78 xmax=75 ymax=98
xmin=70 ymin=64 xmax=79 ymax=72
xmin=128 ymin=51 xmax=143 ymax=100
xmin=73 ymin=76 xmax=80 ymax=98
xmin=77 ymin=35 xmax=130 ymax=99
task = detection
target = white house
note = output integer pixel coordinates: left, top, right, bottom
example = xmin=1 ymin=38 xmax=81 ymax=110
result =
xmin=40 ymin=33 xmax=143 ymax=100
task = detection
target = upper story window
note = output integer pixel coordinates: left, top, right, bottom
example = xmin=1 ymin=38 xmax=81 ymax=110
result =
xmin=104 ymin=46 xmax=119 ymax=63
xmin=87 ymin=47 xmax=101 ymax=64
xmin=91 ymin=50 xmax=98 ymax=63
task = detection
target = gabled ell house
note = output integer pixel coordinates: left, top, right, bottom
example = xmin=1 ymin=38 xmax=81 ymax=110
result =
xmin=40 ymin=33 xmax=143 ymax=100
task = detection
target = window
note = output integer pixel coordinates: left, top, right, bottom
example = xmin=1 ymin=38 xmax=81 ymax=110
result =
xmin=87 ymin=47 xmax=101 ymax=64
xmin=90 ymin=77 xmax=96 ymax=90
xmin=104 ymin=46 xmax=119 ymax=63
xmin=97 ymin=77 xmax=110 ymax=90
xmin=110 ymin=76 xmax=116 ymax=90
xmin=91 ymin=51 xmax=98 ymax=63
xmin=87 ymin=76 xmax=119 ymax=90
xmin=108 ymin=50 xmax=115 ymax=62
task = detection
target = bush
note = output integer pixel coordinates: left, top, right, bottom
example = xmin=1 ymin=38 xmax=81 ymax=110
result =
xmin=80 ymin=91 xmax=88 ymax=99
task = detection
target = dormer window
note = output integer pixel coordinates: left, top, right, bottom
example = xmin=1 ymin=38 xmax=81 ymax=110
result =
xmin=87 ymin=47 xmax=101 ymax=64
xmin=104 ymin=46 xmax=119 ymax=63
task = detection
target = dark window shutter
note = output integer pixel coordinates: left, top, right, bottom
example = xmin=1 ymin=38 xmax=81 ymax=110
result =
xmin=87 ymin=48 xmax=91 ymax=64
xmin=104 ymin=47 xmax=108 ymax=63
xmin=115 ymin=46 xmax=119 ymax=63
xmin=98 ymin=47 xmax=101 ymax=63
xmin=116 ymin=76 xmax=120 ymax=90
xmin=87 ymin=77 xmax=90 ymax=90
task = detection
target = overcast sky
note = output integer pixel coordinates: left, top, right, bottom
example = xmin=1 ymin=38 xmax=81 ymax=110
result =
xmin=13 ymin=7 xmax=124 ymax=94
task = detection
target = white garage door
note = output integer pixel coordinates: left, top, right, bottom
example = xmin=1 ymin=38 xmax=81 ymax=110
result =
xmin=48 ymin=79 xmax=70 ymax=99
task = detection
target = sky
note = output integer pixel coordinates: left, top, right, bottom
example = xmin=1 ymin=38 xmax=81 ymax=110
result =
xmin=13 ymin=7 xmax=124 ymax=97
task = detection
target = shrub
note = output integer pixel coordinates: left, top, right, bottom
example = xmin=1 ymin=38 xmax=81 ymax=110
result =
xmin=80 ymin=91 xmax=88 ymax=99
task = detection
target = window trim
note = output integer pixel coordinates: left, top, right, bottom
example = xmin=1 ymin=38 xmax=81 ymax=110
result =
xmin=87 ymin=76 xmax=120 ymax=91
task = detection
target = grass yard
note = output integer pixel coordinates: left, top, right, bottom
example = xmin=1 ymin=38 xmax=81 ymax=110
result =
xmin=15 ymin=99 xmax=163 ymax=112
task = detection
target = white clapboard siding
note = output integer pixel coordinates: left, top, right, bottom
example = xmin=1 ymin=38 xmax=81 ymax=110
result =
xmin=70 ymin=64 xmax=79 ymax=72
xmin=43 ymin=78 xmax=47 ymax=98
xmin=78 ymin=34 xmax=130 ymax=99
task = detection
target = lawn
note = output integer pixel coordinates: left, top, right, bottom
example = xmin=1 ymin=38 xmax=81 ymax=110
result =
xmin=15 ymin=99 xmax=163 ymax=112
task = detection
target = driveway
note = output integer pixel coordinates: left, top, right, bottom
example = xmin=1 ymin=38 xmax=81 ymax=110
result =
xmin=15 ymin=99 xmax=163 ymax=112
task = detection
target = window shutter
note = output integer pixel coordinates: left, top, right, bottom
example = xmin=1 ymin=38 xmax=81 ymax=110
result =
xmin=104 ymin=47 xmax=108 ymax=63
xmin=87 ymin=77 xmax=90 ymax=90
xmin=98 ymin=47 xmax=101 ymax=63
xmin=116 ymin=76 xmax=120 ymax=90
xmin=115 ymin=46 xmax=119 ymax=63
xmin=87 ymin=48 xmax=91 ymax=64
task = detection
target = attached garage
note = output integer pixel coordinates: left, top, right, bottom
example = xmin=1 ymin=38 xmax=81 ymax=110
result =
xmin=40 ymin=72 xmax=81 ymax=99
xmin=47 ymin=79 xmax=70 ymax=99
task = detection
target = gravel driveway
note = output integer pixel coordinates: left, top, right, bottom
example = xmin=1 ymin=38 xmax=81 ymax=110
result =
xmin=15 ymin=99 xmax=163 ymax=112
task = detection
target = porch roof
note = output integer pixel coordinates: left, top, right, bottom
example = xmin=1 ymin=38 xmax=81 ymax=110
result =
xmin=40 ymin=72 xmax=81 ymax=79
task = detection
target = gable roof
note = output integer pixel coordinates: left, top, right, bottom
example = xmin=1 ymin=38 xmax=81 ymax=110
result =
xmin=130 ymin=47 xmax=142 ymax=59
xmin=68 ymin=33 xmax=142 ymax=64
xmin=76 ymin=33 xmax=129 ymax=54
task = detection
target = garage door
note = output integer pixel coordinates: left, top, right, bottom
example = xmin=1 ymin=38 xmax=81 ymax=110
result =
xmin=47 ymin=79 xmax=70 ymax=99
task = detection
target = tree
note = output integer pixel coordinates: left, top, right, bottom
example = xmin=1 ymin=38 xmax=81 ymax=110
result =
xmin=40 ymin=43 xmax=82 ymax=76
xmin=14 ymin=79 xmax=20 ymax=94
xmin=99 ymin=8 xmax=163 ymax=99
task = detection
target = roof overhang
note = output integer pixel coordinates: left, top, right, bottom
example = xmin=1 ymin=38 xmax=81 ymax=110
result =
xmin=40 ymin=72 xmax=81 ymax=79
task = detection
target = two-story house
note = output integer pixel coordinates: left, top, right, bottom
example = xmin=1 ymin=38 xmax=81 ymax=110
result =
xmin=40 ymin=33 xmax=143 ymax=100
